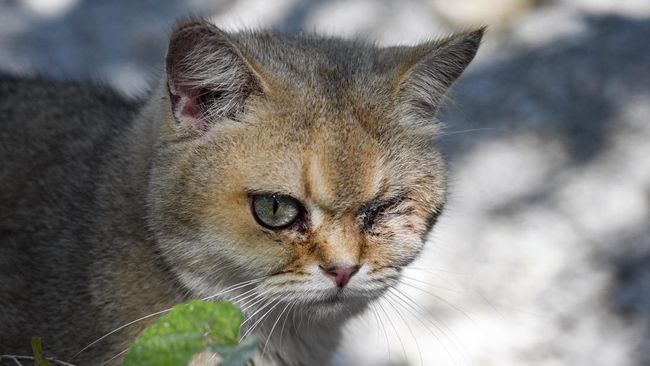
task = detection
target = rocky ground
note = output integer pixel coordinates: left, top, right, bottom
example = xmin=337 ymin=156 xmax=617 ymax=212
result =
xmin=1 ymin=0 xmax=648 ymax=365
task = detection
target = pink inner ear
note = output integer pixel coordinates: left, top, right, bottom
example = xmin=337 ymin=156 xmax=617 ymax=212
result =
xmin=170 ymin=86 xmax=207 ymax=132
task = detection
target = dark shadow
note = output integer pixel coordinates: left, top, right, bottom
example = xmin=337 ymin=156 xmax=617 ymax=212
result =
xmin=440 ymin=15 xmax=650 ymax=163
xmin=601 ymin=220 xmax=650 ymax=366
xmin=0 ymin=0 xmax=231 ymax=92
xmin=275 ymin=0 xmax=324 ymax=33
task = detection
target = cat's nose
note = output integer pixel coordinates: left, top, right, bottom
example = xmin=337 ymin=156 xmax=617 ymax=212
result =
xmin=319 ymin=265 xmax=360 ymax=288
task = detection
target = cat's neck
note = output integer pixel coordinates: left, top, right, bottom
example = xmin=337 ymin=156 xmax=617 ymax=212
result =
xmin=248 ymin=306 xmax=353 ymax=366
xmin=82 ymin=87 xmax=189 ymax=363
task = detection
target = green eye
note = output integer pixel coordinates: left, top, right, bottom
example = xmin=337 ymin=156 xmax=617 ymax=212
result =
xmin=251 ymin=194 xmax=303 ymax=229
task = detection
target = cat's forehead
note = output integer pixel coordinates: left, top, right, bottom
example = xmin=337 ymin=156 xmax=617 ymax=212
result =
xmin=220 ymin=79 xmax=437 ymax=212
xmin=302 ymin=127 xmax=385 ymax=209
xmin=233 ymin=32 xmax=404 ymax=87
xmin=229 ymin=111 xmax=395 ymax=211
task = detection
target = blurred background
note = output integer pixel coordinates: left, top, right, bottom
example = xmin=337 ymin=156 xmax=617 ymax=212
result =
xmin=1 ymin=0 xmax=649 ymax=365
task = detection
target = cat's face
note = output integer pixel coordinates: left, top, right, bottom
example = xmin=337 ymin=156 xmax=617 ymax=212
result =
xmin=148 ymin=22 xmax=481 ymax=317
xmin=151 ymin=95 xmax=445 ymax=315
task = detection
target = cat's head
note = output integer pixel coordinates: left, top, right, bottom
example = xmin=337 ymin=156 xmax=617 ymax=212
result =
xmin=147 ymin=21 xmax=482 ymax=317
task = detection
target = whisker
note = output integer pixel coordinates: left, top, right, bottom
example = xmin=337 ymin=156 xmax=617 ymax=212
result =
xmin=0 ymin=356 xmax=76 ymax=366
xmin=400 ymin=274 xmax=462 ymax=293
xmin=239 ymin=291 xmax=272 ymax=315
xmin=377 ymin=299 xmax=408 ymax=364
xmin=228 ymin=287 xmax=259 ymax=305
xmin=389 ymin=288 xmax=462 ymax=366
xmin=399 ymin=280 xmax=476 ymax=326
xmin=437 ymin=127 xmax=498 ymax=138
xmin=404 ymin=269 xmax=541 ymax=319
xmin=385 ymin=291 xmax=424 ymax=366
xmin=404 ymin=267 xmax=463 ymax=276
xmin=293 ymin=302 xmax=305 ymax=334
xmin=240 ymin=291 xmax=279 ymax=327
xmin=391 ymin=287 xmax=472 ymax=366
xmin=357 ymin=307 xmax=373 ymax=330
xmin=369 ymin=303 xmax=391 ymax=363
xmin=241 ymin=297 xmax=283 ymax=340
xmin=261 ymin=300 xmax=293 ymax=359
xmin=403 ymin=267 xmax=466 ymax=287
xmin=472 ymin=289 xmax=546 ymax=320
xmin=200 ymin=277 xmax=266 ymax=301
xmin=72 ymin=308 xmax=169 ymax=361
xmin=237 ymin=287 xmax=280 ymax=316
xmin=278 ymin=302 xmax=295 ymax=346
xmin=99 ymin=347 xmax=129 ymax=366
xmin=72 ymin=277 xmax=264 ymax=360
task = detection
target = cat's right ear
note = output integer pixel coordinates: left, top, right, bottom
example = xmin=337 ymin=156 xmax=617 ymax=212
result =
xmin=165 ymin=21 xmax=265 ymax=132
xmin=394 ymin=28 xmax=484 ymax=121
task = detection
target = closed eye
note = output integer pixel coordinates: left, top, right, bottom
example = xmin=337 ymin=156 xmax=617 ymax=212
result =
xmin=358 ymin=202 xmax=389 ymax=230
xmin=357 ymin=196 xmax=405 ymax=230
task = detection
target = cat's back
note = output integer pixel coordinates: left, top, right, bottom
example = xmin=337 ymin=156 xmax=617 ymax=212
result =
xmin=0 ymin=74 xmax=142 ymax=273
xmin=0 ymin=75 xmax=145 ymax=355
xmin=0 ymin=74 xmax=140 ymax=163
xmin=0 ymin=75 xmax=140 ymax=218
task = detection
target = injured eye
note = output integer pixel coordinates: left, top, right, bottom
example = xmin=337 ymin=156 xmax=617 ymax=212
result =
xmin=251 ymin=194 xmax=303 ymax=229
xmin=358 ymin=196 xmax=409 ymax=231
xmin=358 ymin=200 xmax=392 ymax=230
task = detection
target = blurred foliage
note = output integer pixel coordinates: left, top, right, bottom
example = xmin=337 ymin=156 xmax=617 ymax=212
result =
xmin=31 ymin=337 xmax=52 ymax=366
xmin=123 ymin=300 xmax=257 ymax=366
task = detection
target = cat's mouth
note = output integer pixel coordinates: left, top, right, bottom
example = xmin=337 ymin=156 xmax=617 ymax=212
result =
xmin=314 ymin=292 xmax=344 ymax=304
xmin=305 ymin=288 xmax=373 ymax=308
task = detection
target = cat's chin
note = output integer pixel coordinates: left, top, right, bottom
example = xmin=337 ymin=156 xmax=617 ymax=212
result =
xmin=295 ymin=290 xmax=378 ymax=320
xmin=300 ymin=298 xmax=369 ymax=320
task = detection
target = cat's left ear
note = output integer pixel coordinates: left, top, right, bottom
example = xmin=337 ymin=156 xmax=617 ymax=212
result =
xmin=165 ymin=21 xmax=266 ymax=132
xmin=395 ymin=28 xmax=485 ymax=119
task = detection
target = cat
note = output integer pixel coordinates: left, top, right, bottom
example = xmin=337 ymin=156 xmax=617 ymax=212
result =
xmin=0 ymin=20 xmax=482 ymax=365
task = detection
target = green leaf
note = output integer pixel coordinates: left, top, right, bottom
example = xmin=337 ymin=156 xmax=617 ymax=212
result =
xmin=215 ymin=336 xmax=259 ymax=366
xmin=31 ymin=337 xmax=52 ymax=366
xmin=122 ymin=300 xmax=253 ymax=366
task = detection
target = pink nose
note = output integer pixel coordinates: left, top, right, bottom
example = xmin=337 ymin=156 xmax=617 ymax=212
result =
xmin=320 ymin=265 xmax=360 ymax=288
